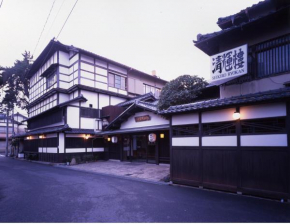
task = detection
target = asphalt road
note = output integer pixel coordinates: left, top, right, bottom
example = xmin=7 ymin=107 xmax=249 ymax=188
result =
xmin=0 ymin=156 xmax=290 ymax=222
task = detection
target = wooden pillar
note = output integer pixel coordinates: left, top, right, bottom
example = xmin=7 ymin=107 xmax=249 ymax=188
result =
xmin=155 ymin=133 xmax=159 ymax=165
xmin=198 ymin=111 xmax=203 ymax=186
xmin=236 ymin=107 xmax=242 ymax=193
xmin=286 ymin=101 xmax=290 ymax=201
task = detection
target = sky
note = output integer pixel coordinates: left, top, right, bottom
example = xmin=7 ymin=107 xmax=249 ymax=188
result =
xmin=0 ymin=0 xmax=261 ymax=84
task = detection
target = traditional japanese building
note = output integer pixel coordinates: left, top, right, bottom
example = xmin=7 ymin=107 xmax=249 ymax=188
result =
xmin=0 ymin=112 xmax=27 ymax=153
xmin=161 ymin=0 xmax=290 ymax=199
xmin=17 ymin=39 xmax=167 ymax=162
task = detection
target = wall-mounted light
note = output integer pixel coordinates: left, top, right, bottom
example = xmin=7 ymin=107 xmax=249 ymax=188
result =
xmin=107 ymin=137 xmax=111 ymax=142
xmin=83 ymin=134 xmax=90 ymax=140
xmin=39 ymin=135 xmax=45 ymax=139
xmin=160 ymin=133 xmax=164 ymax=139
xmin=233 ymin=111 xmax=240 ymax=120
xmin=27 ymin=136 xmax=31 ymax=140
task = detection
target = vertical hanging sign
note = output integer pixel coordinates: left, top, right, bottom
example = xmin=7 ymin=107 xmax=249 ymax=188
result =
xmin=210 ymin=44 xmax=248 ymax=81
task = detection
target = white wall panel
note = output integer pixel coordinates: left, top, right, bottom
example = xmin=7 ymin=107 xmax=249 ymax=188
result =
xmin=81 ymin=78 xmax=94 ymax=87
xmin=118 ymin=90 xmax=128 ymax=95
xmin=172 ymin=113 xmax=199 ymax=125
xmin=59 ymin=66 xmax=69 ymax=74
xmin=46 ymin=147 xmax=58 ymax=153
xmin=111 ymin=96 xmax=126 ymax=105
xmin=66 ymin=148 xmax=86 ymax=153
xmin=67 ymin=107 xmax=79 ymax=128
xmin=95 ymin=74 xmax=107 ymax=83
xmin=99 ymin=94 xmax=109 ymax=109
xmin=202 ymin=108 xmax=236 ymax=123
xmin=95 ymin=67 xmax=107 ymax=76
xmin=241 ymin=134 xmax=287 ymax=147
xmin=81 ymin=62 xmax=94 ymax=73
xmin=172 ymin=137 xmax=199 ymax=146
xmin=70 ymin=53 xmax=79 ymax=65
xmin=96 ymin=82 xmax=108 ymax=90
xmin=108 ymin=87 xmax=118 ymax=93
xmin=59 ymin=81 xmax=69 ymax=89
xmin=120 ymin=111 xmax=169 ymax=129
xmin=59 ymin=93 xmax=69 ymax=103
xmin=87 ymin=147 xmax=105 ymax=152
xmin=81 ymin=70 xmax=94 ymax=79
xmin=81 ymin=118 xmax=96 ymax=129
xmin=202 ymin=136 xmax=237 ymax=146
xmin=59 ymin=51 xmax=69 ymax=66
xmin=240 ymin=103 xmax=286 ymax=120
xmin=59 ymin=133 xmax=65 ymax=153
xmin=80 ymin=90 xmax=98 ymax=108
xmin=59 ymin=74 xmax=69 ymax=82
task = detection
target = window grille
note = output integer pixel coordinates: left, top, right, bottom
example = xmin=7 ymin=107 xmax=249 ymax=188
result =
xmin=241 ymin=117 xmax=286 ymax=134
xmin=203 ymin=121 xmax=236 ymax=135
xmin=172 ymin=125 xmax=199 ymax=136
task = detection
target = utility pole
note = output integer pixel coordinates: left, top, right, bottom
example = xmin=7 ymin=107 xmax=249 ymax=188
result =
xmin=5 ymin=109 xmax=9 ymax=157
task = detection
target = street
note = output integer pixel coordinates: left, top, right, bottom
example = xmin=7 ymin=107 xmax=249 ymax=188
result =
xmin=0 ymin=156 xmax=289 ymax=222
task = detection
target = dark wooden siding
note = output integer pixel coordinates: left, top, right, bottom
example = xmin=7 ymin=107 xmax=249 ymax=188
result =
xmin=23 ymin=139 xmax=39 ymax=152
xmin=28 ymin=108 xmax=63 ymax=130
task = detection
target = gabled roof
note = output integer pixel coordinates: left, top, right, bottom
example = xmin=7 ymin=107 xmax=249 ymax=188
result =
xmin=105 ymin=100 xmax=158 ymax=130
xmin=117 ymin=92 xmax=156 ymax=107
xmin=160 ymin=87 xmax=290 ymax=114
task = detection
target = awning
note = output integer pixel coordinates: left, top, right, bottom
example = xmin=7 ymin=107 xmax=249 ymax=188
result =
xmin=207 ymin=75 xmax=244 ymax=87
xmin=100 ymin=124 xmax=169 ymax=135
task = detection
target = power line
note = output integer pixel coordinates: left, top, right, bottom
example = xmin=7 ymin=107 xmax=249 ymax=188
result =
xmin=42 ymin=0 xmax=66 ymax=44
xmin=56 ymin=0 xmax=78 ymax=39
xmin=33 ymin=0 xmax=56 ymax=56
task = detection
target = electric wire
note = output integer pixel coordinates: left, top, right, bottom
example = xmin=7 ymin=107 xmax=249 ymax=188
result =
xmin=33 ymin=0 xmax=56 ymax=56
xmin=42 ymin=0 xmax=66 ymax=47
xmin=56 ymin=0 xmax=78 ymax=39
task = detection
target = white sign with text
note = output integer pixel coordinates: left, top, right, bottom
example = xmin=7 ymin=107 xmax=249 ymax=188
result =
xmin=210 ymin=44 xmax=248 ymax=81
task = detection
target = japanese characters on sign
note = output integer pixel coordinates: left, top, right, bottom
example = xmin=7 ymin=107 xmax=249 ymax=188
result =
xmin=135 ymin=115 xmax=151 ymax=122
xmin=210 ymin=44 xmax=248 ymax=81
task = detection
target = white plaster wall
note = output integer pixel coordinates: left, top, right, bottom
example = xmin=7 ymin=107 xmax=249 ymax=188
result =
xmin=111 ymin=96 xmax=126 ymax=105
xmin=67 ymin=106 xmax=79 ymax=128
xmin=95 ymin=82 xmax=107 ymax=90
xmin=80 ymin=90 xmax=98 ymax=108
xmin=95 ymin=67 xmax=107 ymax=76
xmin=81 ymin=62 xmax=94 ymax=73
xmin=59 ymin=93 xmax=70 ymax=104
xmin=240 ymin=103 xmax=286 ymax=120
xmin=59 ymin=51 xmax=69 ymax=66
xmin=66 ymin=148 xmax=86 ymax=153
xmin=95 ymin=58 xmax=107 ymax=68
xmin=172 ymin=113 xmax=199 ymax=125
xmin=172 ymin=137 xmax=199 ymax=146
xmin=202 ymin=108 xmax=236 ymax=123
xmin=202 ymin=136 xmax=237 ymax=146
xmin=59 ymin=66 xmax=69 ymax=75
xmin=120 ymin=111 xmax=169 ymax=129
xmin=70 ymin=53 xmax=79 ymax=65
xmin=59 ymin=133 xmax=65 ymax=153
xmin=241 ymin=134 xmax=287 ymax=147
xmin=81 ymin=118 xmax=96 ymax=129
xmin=99 ymin=94 xmax=110 ymax=109
xmin=87 ymin=147 xmax=105 ymax=152
xmin=81 ymin=78 xmax=94 ymax=87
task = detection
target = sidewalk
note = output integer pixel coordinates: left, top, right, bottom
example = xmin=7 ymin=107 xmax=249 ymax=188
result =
xmin=60 ymin=160 xmax=170 ymax=183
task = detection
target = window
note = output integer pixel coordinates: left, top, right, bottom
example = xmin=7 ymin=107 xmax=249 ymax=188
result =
xmin=143 ymin=84 xmax=161 ymax=98
xmin=241 ymin=117 xmax=286 ymax=134
xmin=256 ymin=34 xmax=290 ymax=78
xmin=46 ymin=73 xmax=56 ymax=89
xmin=203 ymin=121 xmax=236 ymax=135
xmin=172 ymin=125 xmax=199 ymax=137
xmin=108 ymin=73 xmax=126 ymax=90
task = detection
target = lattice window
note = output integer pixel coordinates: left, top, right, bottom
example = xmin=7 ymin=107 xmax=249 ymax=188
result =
xmin=172 ymin=125 xmax=199 ymax=136
xmin=241 ymin=117 xmax=286 ymax=134
xmin=203 ymin=121 xmax=236 ymax=135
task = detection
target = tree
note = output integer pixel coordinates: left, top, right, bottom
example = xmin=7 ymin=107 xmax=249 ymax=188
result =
xmin=157 ymin=75 xmax=208 ymax=110
xmin=0 ymin=51 xmax=32 ymax=111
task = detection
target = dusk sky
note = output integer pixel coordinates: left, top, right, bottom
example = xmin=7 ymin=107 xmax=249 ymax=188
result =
xmin=0 ymin=0 xmax=260 ymax=83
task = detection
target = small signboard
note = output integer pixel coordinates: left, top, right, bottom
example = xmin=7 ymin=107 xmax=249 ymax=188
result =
xmin=135 ymin=115 xmax=151 ymax=122
xmin=210 ymin=44 xmax=248 ymax=82
xmin=148 ymin=133 xmax=156 ymax=143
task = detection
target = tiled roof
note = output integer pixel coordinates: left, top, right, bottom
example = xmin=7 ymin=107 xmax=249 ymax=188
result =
xmin=117 ymin=92 xmax=156 ymax=107
xmin=64 ymin=129 xmax=96 ymax=134
xmin=13 ymin=125 xmax=71 ymax=137
xmin=160 ymin=87 xmax=290 ymax=114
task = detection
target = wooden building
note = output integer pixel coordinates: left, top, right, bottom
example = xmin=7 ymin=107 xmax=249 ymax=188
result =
xmin=160 ymin=0 xmax=290 ymax=200
xmin=16 ymin=40 xmax=166 ymax=162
